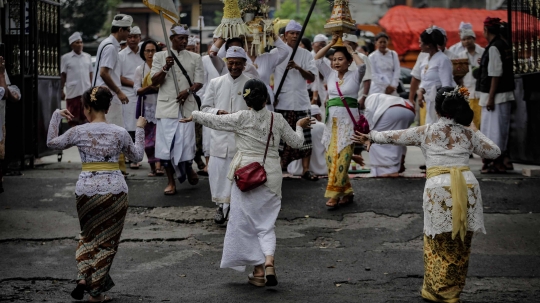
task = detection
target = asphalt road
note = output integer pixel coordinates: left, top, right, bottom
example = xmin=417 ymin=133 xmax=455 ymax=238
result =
xmin=1 ymin=165 xmax=539 ymax=303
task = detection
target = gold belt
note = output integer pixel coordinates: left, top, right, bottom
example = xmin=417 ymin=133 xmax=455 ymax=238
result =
xmin=426 ymin=166 xmax=470 ymax=241
xmin=82 ymin=162 xmax=120 ymax=172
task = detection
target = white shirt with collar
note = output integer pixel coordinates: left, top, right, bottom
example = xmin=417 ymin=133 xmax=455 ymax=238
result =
xmin=477 ymin=47 xmax=515 ymax=106
xmin=93 ymin=35 xmax=121 ymax=98
xmin=119 ymin=46 xmax=144 ymax=131
xmin=449 ymin=42 xmax=483 ymax=56
xmin=273 ymin=44 xmax=317 ymax=111
xmin=61 ymin=51 xmax=93 ymax=99
xmin=201 ymin=73 xmax=252 ymax=158
xmin=368 ymin=49 xmax=401 ymax=95
xmin=458 ymin=45 xmax=485 ymax=98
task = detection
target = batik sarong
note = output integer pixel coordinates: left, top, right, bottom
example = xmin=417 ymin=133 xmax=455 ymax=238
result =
xmin=422 ymin=231 xmax=473 ymax=303
xmin=325 ymin=117 xmax=353 ymax=199
xmin=144 ymin=122 xmax=158 ymax=163
xmin=75 ymin=192 xmax=128 ymax=297
xmin=276 ymin=109 xmax=312 ymax=168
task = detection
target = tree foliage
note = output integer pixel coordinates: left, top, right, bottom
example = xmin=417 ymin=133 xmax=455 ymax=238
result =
xmin=60 ymin=0 xmax=120 ymax=53
xmin=273 ymin=0 xmax=331 ymax=39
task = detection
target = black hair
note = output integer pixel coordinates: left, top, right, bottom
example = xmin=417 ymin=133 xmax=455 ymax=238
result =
xmin=375 ymin=32 xmax=389 ymax=42
xmin=420 ymin=29 xmax=445 ymax=48
xmin=325 ymin=48 xmax=335 ymax=59
xmin=139 ymin=40 xmax=162 ymax=61
xmin=82 ymin=86 xmax=113 ymax=112
xmin=225 ymin=37 xmax=244 ymax=51
xmin=243 ymin=79 xmax=268 ymax=111
xmin=300 ymin=38 xmax=312 ymax=52
xmin=333 ymin=47 xmax=353 ymax=63
xmin=435 ymin=86 xmax=474 ymax=126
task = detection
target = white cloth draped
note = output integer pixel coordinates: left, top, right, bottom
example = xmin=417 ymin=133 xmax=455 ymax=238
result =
xmin=287 ymin=121 xmax=326 ymax=175
xmin=368 ymin=49 xmax=400 ymax=96
xmin=480 ymin=102 xmax=512 ymax=153
xmin=208 ymin=156 xmax=233 ymax=204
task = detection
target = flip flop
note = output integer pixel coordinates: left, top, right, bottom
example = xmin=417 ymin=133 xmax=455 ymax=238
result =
xmin=326 ymin=198 xmax=339 ymax=209
xmin=338 ymin=194 xmax=354 ymax=206
xmin=164 ymin=188 xmax=177 ymax=195
xmin=155 ymin=168 xmax=165 ymax=176
xmin=302 ymin=171 xmax=319 ymax=181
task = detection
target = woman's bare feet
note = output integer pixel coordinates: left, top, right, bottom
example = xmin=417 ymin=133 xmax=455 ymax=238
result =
xmin=326 ymin=198 xmax=339 ymax=208
xmin=164 ymin=184 xmax=176 ymax=195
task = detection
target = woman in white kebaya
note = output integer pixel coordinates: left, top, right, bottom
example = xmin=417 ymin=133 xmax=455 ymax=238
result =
xmin=181 ymin=79 xmax=313 ymax=287
xmin=368 ymin=32 xmax=401 ymax=96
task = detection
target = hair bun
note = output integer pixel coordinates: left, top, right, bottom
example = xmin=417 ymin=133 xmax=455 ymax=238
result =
xmin=442 ymin=97 xmax=473 ymax=126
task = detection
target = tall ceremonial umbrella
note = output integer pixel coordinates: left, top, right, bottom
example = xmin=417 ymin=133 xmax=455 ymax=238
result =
xmin=142 ymin=0 xmax=182 ymax=111
xmin=273 ymin=0 xmax=318 ymax=108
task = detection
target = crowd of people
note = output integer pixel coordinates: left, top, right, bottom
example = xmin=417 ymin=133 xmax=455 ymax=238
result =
xmin=38 ymin=13 xmax=511 ymax=303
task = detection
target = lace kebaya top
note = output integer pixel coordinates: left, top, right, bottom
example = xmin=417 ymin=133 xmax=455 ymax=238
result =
xmin=47 ymin=110 xmax=145 ymax=196
xmin=370 ymin=117 xmax=501 ymax=237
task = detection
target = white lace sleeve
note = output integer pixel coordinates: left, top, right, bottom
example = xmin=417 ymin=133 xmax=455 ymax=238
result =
xmin=122 ymin=127 xmax=145 ymax=163
xmin=370 ymin=125 xmax=427 ymax=146
xmin=471 ymin=130 xmax=501 ymax=159
xmin=278 ymin=114 xmax=304 ymax=148
xmin=192 ymin=110 xmax=242 ymax=132
xmin=46 ymin=109 xmax=77 ymax=150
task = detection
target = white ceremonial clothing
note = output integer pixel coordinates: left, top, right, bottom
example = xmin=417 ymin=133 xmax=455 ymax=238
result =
xmin=418 ymin=51 xmax=453 ymax=124
xmin=443 ymin=48 xmax=459 ymax=60
xmin=201 ymin=73 xmax=252 ymax=203
xmin=368 ymin=49 xmax=401 ymax=96
xmin=61 ymin=51 xmax=93 ymax=99
xmin=133 ymin=63 xmax=157 ymax=124
xmin=93 ymin=35 xmax=123 ymax=126
xmin=151 ymin=49 xmax=204 ymax=119
xmin=273 ymin=45 xmax=317 ymax=111
xmin=365 ymin=94 xmax=415 ymax=176
xmin=350 ymin=53 xmax=372 ymax=98
xmin=458 ymin=46 xmax=484 ymax=98
xmin=119 ymin=46 xmax=144 ymax=131
xmin=411 ymin=53 xmax=428 ymax=80
xmin=481 ymin=102 xmax=512 ymax=153
xmin=287 ymin=121 xmax=326 ymax=175
xmin=449 ymin=42 xmax=482 ymax=56
xmin=370 ymin=117 xmax=501 ymax=237
xmin=254 ymin=38 xmax=289 ymax=106
xmin=478 ymin=47 xmax=515 ymax=106
xmin=315 ymin=58 xmax=364 ymax=153
xmin=216 ymin=44 xmax=260 ymax=79
xmin=311 ymin=50 xmax=330 ymax=104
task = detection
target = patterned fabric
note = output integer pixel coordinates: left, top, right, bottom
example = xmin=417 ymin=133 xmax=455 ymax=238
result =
xmin=422 ymin=232 xmax=473 ymax=303
xmin=370 ymin=117 xmax=501 ymax=237
xmin=325 ymin=118 xmax=353 ymax=199
xmin=275 ymin=109 xmax=312 ymax=168
xmin=144 ymin=122 xmax=158 ymax=163
xmin=75 ymin=192 xmax=128 ymax=297
xmin=47 ymin=110 xmax=145 ymax=196
xmin=66 ymin=96 xmax=88 ymax=127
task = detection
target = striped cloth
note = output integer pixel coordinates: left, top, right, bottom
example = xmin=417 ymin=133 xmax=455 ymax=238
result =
xmin=276 ymin=109 xmax=312 ymax=168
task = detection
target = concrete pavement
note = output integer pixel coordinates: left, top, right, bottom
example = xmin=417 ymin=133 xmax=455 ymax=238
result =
xmin=0 ymin=147 xmax=539 ymax=302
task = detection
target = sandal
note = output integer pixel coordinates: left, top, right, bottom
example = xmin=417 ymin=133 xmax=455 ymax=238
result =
xmin=148 ymin=170 xmax=157 ymax=177
xmin=248 ymin=273 xmax=266 ymax=287
xmin=71 ymin=282 xmax=86 ymax=300
xmin=164 ymin=187 xmax=177 ymax=195
xmin=339 ymin=194 xmax=354 ymax=206
xmin=265 ymin=266 xmax=278 ymax=287
xmin=155 ymin=168 xmax=165 ymax=176
xmin=187 ymin=168 xmax=199 ymax=185
xmin=302 ymin=171 xmax=319 ymax=181
xmin=326 ymin=198 xmax=339 ymax=209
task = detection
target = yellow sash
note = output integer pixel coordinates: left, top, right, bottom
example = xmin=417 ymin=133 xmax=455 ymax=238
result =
xmin=143 ymin=72 xmax=153 ymax=88
xmin=82 ymin=162 xmax=120 ymax=172
xmin=426 ymin=166 xmax=470 ymax=241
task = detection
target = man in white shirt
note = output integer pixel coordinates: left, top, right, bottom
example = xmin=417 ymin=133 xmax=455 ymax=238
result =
xmin=61 ymin=32 xmax=93 ymax=127
xmin=118 ymin=26 xmax=144 ymax=168
xmin=458 ymin=28 xmax=484 ymax=129
xmin=93 ymin=14 xmax=132 ymax=175
xmin=287 ymin=104 xmax=326 ymax=176
xmin=151 ymin=24 xmax=203 ymax=195
xmin=311 ymin=34 xmax=329 ymax=106
xmin=342 ymin=33 xmax=372 ymax=108
xmin=449 ymin=22 xmax=483 ymax=55
xmin=201 ymin=46 xmax=251 ymax=224
xmin=273 ymin=20 xmax=318 ymax=180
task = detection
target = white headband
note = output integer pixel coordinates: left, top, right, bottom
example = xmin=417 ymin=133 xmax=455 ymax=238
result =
xmin=460 ymin=29 xmax=476 ymax=39
xmin=170 ymin=24 xmax=190 ymax=36
xmin=342 ymin=33 xmax=358 ymax=43
xmin=311 ymin=104 xmax=321 ymax=116
xmin=130 ymin=26 xmax=141 ymax=35
xmin=226 ymin=46 xmax=247 ymax=59
xmin=285 ymin=20 xmax=302 ymax=33
xmin=313 ymin=34 xmax=328 ymax=43
xmin=69 ymin=32 xmax=82 ymax=45
xmin=112 ymin=14 xmax=133 ymax=27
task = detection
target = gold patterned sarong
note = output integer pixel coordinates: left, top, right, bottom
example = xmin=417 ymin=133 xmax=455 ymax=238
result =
xmin=325 ymin=117 xmax=353 ymax=199
xmin=422 ymin=232 xmax=473 ymax=303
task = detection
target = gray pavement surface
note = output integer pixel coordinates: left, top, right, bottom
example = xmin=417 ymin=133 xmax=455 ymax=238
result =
xmin=1 ymin=147 xmax=539 ymax=302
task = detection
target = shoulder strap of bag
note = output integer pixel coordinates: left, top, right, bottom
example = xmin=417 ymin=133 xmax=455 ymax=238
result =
xmin=262 ymin=113 xmax=274 ymax=165
xmin=92 ymin=43 xmax=113 ymax=86
xmin=170 ymin=51 xmax=194 ymax=87
xmin=335 ymin=82 xmax=359 ymax=127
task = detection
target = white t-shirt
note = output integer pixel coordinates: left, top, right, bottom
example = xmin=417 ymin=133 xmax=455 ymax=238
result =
xmin=61 ymin=51 xmax=93 ymax=99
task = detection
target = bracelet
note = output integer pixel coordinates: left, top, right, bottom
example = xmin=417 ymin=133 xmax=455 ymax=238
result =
xmin=162 ymin=67 xmax=169 ymax=73
xmin=361 ymin=94 xmax=368 ymax=98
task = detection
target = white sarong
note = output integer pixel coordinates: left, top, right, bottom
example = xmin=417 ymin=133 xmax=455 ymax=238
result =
xmin=369 ymin=106 xmax=415 ymax=176
xmin=208 ymin=156 xmax=233 ymax=204
xmin=221 ymin=184 xmax=281 ymax=272
xmin=105 ymin=98 xmax=124 ymax=127
xmin=481 ymin=102 xmax=512 ymax=153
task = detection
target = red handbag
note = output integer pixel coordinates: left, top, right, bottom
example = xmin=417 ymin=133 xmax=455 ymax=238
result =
xmin=233 ymin=113 xmax=273 ymax=192
xmin=336 ymin=82 xmax=370 ymax=134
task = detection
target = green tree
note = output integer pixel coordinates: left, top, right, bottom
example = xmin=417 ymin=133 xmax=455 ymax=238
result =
xmin=60 ymin=0 xmax=120 ymax=53
xmin=273 ymin=0 xmax=332 ymax=39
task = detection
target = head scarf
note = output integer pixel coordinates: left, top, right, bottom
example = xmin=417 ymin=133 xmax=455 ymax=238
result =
xmin=313 ymin=34 xmax=328 ymax=43
xmin=131 ymin=26 xmax=142 ymax=35
xmin=311 ymin=104 xmax=321 ymax=116
xmin=342 ymin=33 xmax=358 ymax=43
xmin=226 ymin=46 xmax=247 ymax=59
xmin=69 ymin=32 xmax=82 ymax=45
xmin=112 ymin=14 xmax=133 ymax=27
xmin=460 ymin=29 xmax=476 ymax=39
xmin=459 ymin=22 xmax=473 ymax=32
xmin=484 ymin=17 xmax=501 ymax=28
xmin=170 ymin=24 xmax=190 ymax=36
xmin=432 ymin=26 xmax=447 ymax=37
xmin=285 ymin=20 xmax=302 ymax=33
